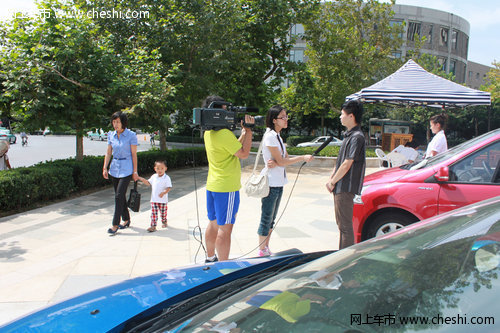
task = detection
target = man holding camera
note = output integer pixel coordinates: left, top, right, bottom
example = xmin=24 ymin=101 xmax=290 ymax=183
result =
xmin=203 ymin=96 xmax=255 ymax=262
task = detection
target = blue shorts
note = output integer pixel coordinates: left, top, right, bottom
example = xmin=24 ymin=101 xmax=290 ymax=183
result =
xmin=206 ymin=190 xmax=240 ymax=225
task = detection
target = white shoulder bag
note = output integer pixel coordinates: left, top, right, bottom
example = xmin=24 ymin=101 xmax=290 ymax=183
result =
xmin=244 ymin=139 xmax=270 ymax=198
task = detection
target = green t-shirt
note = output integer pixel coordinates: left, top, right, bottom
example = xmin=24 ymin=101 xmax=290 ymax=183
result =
xmin=204 ymin=129 xmax=242 ymax=192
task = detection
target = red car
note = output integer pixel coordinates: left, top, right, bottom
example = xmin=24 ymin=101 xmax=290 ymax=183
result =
xmin=353 ymin=128 xmax=500 ymax=243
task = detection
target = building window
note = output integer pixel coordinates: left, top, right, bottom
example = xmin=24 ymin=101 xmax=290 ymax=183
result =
xmin=450 ymin=60 xmax=456 ymax=75
xmin=391 ymin=51 xmax=402 ymax=59
xmin=440 ymin=27 xmax=449 ymax=46
xmin=438 ymin=58 xmax=447 ymax=71
xmin=390 ymin=20 xmax=404 ymax=39
xmin=451 ymin=30 xmax=458 ymax=50
xmin=290 ymin=49 xmax=304 ymax=63
xmin=476 ymin=73 xmax=480 ymax=80
xmin=468 ymin=71 xmax=473 ymax=79
xmin=427 ymin=25 xmax=433 ymax=44
xmin=407 ymin=21 xmax=421 ymax=41
xmin=291 ymin=24 xmax=304 ymax=37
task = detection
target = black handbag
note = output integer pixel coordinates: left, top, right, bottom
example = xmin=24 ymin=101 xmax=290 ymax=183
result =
xmin=127 ymin=181 xmax=141 ymax=212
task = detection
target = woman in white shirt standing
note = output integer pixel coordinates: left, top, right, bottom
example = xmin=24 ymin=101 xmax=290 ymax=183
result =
xmin=257 ymin=105 xmax=314 ymax=256
xmin=425 ymin=113 xmax=448 ymax=158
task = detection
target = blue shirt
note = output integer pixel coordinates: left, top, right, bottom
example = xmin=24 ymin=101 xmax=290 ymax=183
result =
xmin=107 ymin=128 xmax=138 ymax=178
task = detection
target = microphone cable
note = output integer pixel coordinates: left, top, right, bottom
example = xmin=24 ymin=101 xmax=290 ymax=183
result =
xmin=191 ymin=127 xmax=208 ymax=263
xmin=233 ymin=136 xmax=333 ymax=259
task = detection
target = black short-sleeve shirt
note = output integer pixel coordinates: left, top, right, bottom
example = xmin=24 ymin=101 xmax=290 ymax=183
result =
xmin=334 ymin=126 xmax=366 ymax=195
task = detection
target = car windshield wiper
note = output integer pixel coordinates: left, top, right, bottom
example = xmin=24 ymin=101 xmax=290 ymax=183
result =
xmin=122 ymin=251 xmax=332 ymax=333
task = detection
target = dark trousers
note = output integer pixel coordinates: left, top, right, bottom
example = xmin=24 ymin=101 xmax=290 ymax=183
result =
xmin=334 ymin=192 xmax=355 ymax=249
xmin=110 ymin=175 xmax=132 ymax=226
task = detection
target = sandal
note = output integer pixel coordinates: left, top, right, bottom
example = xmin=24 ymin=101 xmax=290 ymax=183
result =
xmin=147 ymin=226 xmax=157 ymax=233
xmin=162 ymin=222 xmax=168 ymax=228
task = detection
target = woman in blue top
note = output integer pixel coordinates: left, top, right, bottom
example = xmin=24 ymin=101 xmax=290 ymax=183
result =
xmin=103 ymin=111 xmax=139 ymax=235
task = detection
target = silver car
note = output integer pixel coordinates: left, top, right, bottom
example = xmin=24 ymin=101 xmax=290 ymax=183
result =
xmin=297 ymin=136 xmax=343 ymax=148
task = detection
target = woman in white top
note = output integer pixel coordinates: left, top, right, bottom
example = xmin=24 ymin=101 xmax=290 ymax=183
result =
xmin=425 ymin=113 xmax=448 ymax=158
xmin=257 ymin=105 xmax=314 ymax=256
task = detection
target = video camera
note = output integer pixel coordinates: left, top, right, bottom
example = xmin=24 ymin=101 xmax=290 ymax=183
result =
xmin=193 ymin=101 xmax=264 ymax=131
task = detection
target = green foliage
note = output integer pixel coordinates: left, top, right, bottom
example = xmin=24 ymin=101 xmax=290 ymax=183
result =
xmin=0 ymin=148 xmax=207 ymax=213
xmin=286 ymin=135 xmax=316 ymax=146
xmin=0 ymin=0 xmax=121 ymax=160
xmin=0 ymin=165 xmax=74 ymax=211
xmin=286 ymin=146 xmax=377 ymax=158
xmin=281 ymin=0 xmax=403 ymax=135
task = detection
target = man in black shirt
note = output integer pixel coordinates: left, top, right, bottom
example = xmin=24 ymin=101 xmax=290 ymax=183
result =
xmin=326 ymin=100 xmax=365 ymax=249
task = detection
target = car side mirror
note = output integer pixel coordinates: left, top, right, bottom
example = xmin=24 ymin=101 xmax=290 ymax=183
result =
xmin=435 ymin=167 xmax=449 ymax=182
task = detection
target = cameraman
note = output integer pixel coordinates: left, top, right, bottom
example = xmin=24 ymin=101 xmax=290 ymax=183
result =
xmin=203 ymin=95 xmax=254 ymax=262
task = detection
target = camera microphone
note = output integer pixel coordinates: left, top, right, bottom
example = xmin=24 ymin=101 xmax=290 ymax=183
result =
xmin=312 ymin=136 xmax=333 ymax=156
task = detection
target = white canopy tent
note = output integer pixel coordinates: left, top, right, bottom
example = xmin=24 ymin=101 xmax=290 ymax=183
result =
xmin=346 ymin=59 xmax=491 ymax=107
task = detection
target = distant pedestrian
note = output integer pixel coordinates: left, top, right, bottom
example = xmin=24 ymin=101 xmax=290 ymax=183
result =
xmin=425 ymin=113 xmax=448 ymax=158
xmin=0 ymin=141 xmax=12 ymax=170
xmin=136 ymin=160 xmax=172 ymax=232
xmin=326 ymin=100 xmax=365 ymax=250
xmin=375 ymin=131 xmax=381 ymax=146
xmin=102 ymin=111 xmax=139 ymax=235
xmin=150 ymin=133 xmax=155 ymax=146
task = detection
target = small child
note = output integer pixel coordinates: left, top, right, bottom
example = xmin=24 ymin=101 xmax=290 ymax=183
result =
xmin=137 ymin=160 xmax=172 ymax=232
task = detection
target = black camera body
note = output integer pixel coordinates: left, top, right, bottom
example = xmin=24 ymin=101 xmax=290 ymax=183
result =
xmin=193 ymin=102 xmax=264 ymax=131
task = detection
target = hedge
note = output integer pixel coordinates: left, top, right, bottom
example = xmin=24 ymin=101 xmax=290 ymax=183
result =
xmin=0 ymin=147 xmax=207 ymax=213
xmin=286 ymin=135 xmax=316 ymax=147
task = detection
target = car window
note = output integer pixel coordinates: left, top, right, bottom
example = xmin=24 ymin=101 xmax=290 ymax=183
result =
xmin=317 ymin=138 xmax=325 ymax=142
xmin=404 ymin=131 xmax=500 ymax=171
xmin=449 ymin=141 xmax=500 ymax=184
xmin=168 ymin=199 xmax=500 ymax=332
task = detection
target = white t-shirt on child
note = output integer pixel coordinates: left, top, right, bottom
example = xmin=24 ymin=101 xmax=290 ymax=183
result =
xmin=148 ymin=173 xmax=172 ymax=203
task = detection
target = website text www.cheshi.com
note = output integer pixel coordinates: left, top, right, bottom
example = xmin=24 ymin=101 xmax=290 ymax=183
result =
xmin=10 ymin=7 xmax=150 ymax=21
xmin=350 ymin=313 xmax=495 ymax=326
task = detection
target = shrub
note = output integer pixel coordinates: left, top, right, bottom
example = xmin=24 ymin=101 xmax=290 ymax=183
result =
xmin=286 ymin=135 xmax=315 ymax=147
xmin=0 ymin=147 xmax=207 ymax=214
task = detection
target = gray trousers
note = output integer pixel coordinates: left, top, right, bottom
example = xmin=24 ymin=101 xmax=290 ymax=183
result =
xmin=334 ymin=192 xmax=355 ymax=249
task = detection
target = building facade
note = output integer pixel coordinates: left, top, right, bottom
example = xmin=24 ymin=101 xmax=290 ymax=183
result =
xmin=289 ymin=4 xmax=492 ymax=86
xmin=391 ymin=4 xmax=469 ymax=83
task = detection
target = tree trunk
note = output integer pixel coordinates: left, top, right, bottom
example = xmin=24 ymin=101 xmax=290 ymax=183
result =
xmin=76 ymin=134 xmax=84 ymax=161
xmin=159 ymin=129 xmax=167 ymax=151
xmin=321 ymin=112 xmax=325 ymax=136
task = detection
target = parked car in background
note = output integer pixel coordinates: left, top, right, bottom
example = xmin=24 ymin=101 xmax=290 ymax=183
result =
xmin=88 ymin=131 xmax=107 ymax=141
xmin=0 ymin=128 xmax=16 ymax=144
xmin=2 ymin=197 xmax=500 ymax=332
xmin=353 ymin=128 xmax=500 ymax=243
xmin=296 ymin=136 xmax=343 ymax=148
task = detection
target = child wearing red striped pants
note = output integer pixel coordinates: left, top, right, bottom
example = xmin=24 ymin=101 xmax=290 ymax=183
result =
xmin=137 ymin=160 xmax=172 ymax=232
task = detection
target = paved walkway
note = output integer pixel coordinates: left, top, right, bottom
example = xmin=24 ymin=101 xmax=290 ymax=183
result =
xmin=0 ymin=163 xmax=378 ymax=326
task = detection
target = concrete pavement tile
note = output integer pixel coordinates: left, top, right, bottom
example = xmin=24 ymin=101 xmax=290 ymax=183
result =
xmin=131 ymin=255 xmax=190 ymax=277
xmin=71 ymin=256 xmax=135 ymax=276
xmin=273 ymin=226 xmax=310 ymax=238
xmin=52 ymin=275 xmax=129 ymax=302
xmin=0 ymin=302 xmax=49 ymax=326
xmin=0 ymin=275 xmax=68 ymax=302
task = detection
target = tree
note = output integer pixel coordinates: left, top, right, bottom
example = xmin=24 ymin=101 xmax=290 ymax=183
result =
xmin=1 ymin=0 xmax=120 ymax=160
xmin=124 ymin=49 xmax=182 ymax=151
xmin=283 ymin=0 xmax=403 ymax=135
xmin=481 ymin=61 xmax=500 ymax=132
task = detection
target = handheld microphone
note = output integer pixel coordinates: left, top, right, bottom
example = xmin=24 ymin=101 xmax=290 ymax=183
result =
xmin=312 ymin=136 xmax=333 ymax=156
xmin=300 ymin=136 xmax=333 ymax=167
